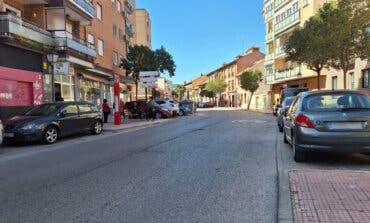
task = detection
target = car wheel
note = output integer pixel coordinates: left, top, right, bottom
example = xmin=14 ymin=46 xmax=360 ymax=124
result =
xmin=179 ymin=110 xmax=184 ymax=116
xmin=43 ymin=126 xmax=59 ymax=144
xmin=92 ymin=120 xmax=103 ymax=135
xmin=292 ymin=135 xmax=306 ymax=162
xmin=155 ymin=112 xmax=163 ymax=119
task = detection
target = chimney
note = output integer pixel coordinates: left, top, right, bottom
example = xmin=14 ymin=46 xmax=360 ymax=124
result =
xmin=247 ymin=46 xmax=260 ymax=54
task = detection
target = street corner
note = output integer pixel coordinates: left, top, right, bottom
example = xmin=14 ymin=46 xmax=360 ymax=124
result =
xmin=289 ymin=170 xmax=370 ymax=223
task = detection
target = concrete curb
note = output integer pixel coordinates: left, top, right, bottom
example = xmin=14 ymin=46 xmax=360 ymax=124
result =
xmin=103 ymin=119 xmax=170 ymax=131
xmin=276 ymin=134 xmax=293 ymax=223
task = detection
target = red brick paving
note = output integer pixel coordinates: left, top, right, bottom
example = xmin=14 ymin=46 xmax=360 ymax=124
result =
xmin=289 ymin=170 xmax=370 ymax=223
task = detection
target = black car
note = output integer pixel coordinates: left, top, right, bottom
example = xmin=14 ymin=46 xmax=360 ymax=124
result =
xmin=3 ymin=102 xmax=103 ymax=144
xmin=277 ymin=96 xmax=294 ymax=132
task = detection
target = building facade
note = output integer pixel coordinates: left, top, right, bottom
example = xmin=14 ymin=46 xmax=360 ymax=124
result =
xmin=0 ymin=0 xmax=138 ymax=120
xmin=133 ymin=8 xmax=151 ymax=48
xmin=263 ymin=0 xmax=369 ymax=104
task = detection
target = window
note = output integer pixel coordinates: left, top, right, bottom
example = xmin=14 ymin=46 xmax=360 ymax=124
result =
xmin=97 ymin=4 xmax=102 ymax=20
xmin=113 ymin=24 xmax=117 ymax=37
xmin=363 ymin=69 xmax=370 ymax=88
xmin=303 ymin=0 xmax=309 ymax=6
xmin=78 ymin=104 xmax=93 ymax=113
xmin=348 ymin=72 xmax=355 ymax=90
xmin=111 ymin=0 xmax=115 ymax=6
xmin=3 ymin=4 xmax=21 ymax=17
xmin=116 ymin=1 xmax=121 ymax=12
xmin=113 ymin=52 xmax=118 ymax=66
xmin=332 ymin=76 xmax=338 ymax=90
xmin=98 ymin=39 xmax=104 ymax=56
xmin=119 ymin=29 xmax=124 ymax=41
xmin=87 ymin=34 xmax=94 ymax=47
xmin=61 ymin=105 xmax=78 ymax=115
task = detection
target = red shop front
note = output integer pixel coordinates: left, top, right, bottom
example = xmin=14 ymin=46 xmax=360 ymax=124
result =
xmin=0 ymin=66 xmax=44 ymax=107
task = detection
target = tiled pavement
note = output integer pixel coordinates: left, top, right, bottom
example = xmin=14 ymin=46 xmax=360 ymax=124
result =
xmin=289 ymin=170 xmax=370 ymax=223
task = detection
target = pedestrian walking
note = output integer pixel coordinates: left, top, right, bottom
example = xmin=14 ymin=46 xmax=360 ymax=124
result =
xmin=102 ymin=99 xmax=110 ymax=123
xmin=147 ymin=96 xmax=156 ymax=121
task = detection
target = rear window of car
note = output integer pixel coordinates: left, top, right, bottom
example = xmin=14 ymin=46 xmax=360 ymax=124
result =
xmin=302 ymin=93 xmax=370 ymax=112
xmin=283 ymin=97 xmax=294 ymax=107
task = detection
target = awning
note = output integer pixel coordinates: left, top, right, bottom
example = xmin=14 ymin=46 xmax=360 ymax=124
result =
xmin=81 ymin=73 xmax=108 ymax=83
xmin=86 ymin=68 xmax=112 ymax=78
xmin=67 ymin=56 xmax=94 ymax=68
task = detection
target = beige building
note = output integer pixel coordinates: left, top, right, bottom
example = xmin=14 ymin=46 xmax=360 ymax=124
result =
xmin=263 ymin=0 xmax=369 ymax=104
xmin=157 ymin=77 xmax=173 ymax=98
xmin=133 ymin=8 xmax=151 ymax=48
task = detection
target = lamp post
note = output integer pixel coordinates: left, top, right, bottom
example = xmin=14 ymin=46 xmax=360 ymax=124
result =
xmin=46 ymin=54 xmax=59 ymax=102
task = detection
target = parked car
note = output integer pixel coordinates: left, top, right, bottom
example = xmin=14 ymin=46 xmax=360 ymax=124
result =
xmin=181 ymin=100 xmax=196 ymax=113
xmin=154 ymin=104 xmax=172 ymax=119
xmin=197 ymin=102 xmax=206 ymax=108
xmin=277 ymin=96 xmax=295 ymax=132
xmin=274 ymin=87 xmax=309 ymax=116
xmin=179 ymin=105 xmax=191 ymax=116
xmin=0 ymin=119 xmax=3 ymax=145
xmin=283 ymin=90 xmax=370 ymax=162
xmin=156 ymin=99 xmax=180 ymax=116
xmin=124 ymin=101 xmax=147 ymax=119
xmin=3 ymin=102 xmax=103 ymax=144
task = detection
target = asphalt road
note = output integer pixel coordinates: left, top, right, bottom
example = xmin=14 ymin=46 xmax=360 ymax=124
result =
xmin=0 ymin=110 xmax=279 ymax=223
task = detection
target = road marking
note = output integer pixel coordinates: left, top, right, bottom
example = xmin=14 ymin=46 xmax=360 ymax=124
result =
xmin=232 ymin=120 xmax=268 ymax=124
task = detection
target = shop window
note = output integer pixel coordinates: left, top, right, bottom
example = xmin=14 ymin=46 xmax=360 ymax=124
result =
xmin=98 ymin=39 xmax=104 ymax=56
xmin=363 ymin=69 xmax=370 ymax=88
xmin=97 ymin=4 xmax=102 ymax=20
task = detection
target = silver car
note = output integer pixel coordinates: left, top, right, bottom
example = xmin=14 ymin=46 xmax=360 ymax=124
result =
xmin=283 ymin=90 xmax=370 ymax=162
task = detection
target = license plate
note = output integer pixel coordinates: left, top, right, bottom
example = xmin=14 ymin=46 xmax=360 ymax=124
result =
xmin=4 ymin=133 xmax=14 ymax=137
xmin=330 ymin=122 xmax=363 ymax=130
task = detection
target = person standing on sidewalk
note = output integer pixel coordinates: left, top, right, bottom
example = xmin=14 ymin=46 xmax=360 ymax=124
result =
xmin=102 ymin=99 xmax=110 ymax=123
xmin=147 ymin=97 xmax=156 ymax=121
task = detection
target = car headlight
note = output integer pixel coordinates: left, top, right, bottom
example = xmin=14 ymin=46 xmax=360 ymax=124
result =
xmin=20 ymin=123 xmax=38 ymax=130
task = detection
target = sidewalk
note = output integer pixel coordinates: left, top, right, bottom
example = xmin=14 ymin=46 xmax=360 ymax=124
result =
xmin=103 ymin=116 xmax=169 ymax=131
xmin=289 ymin=170 xmax=370 ymax=222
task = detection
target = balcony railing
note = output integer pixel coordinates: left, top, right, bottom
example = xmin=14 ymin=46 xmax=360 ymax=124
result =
xmin=275 ymin=11 xmax=299 ymax=32
xmin=68 ymin=0 xmax=94 ymax=18
xmin=125 ymin=19 xmax=135 ymax=37
xmin=264 ymin=11 xmax=274 ymax=20
xmin=265 ymin=32 xmax=273 ymax=41
xmin=274 ymin=0 xmax=289 ymax=10
xmin=125 ymin=0 xmax=134 ymax=14
xmin=275 ymin=67 xmax=300 ymax=80
xmin=266 ymin=53 xmax=274 ymax=62
xmin=266 ymin=74 xmax=275 ymax=84
xmin=0 ymin=13 xmax=54 ymax=47
xmin=54 ymin=31 xmax=96 ymax=58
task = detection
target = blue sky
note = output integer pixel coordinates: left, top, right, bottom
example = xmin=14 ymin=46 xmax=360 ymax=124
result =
xmin=136 ymin=0 xmax=265 ymax=84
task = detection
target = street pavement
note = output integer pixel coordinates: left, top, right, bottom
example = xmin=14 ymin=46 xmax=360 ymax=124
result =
xmin=1 ymin=110 xmax=370 ymax=223
xmin=0 ymin=110 xmax=279 ymax=223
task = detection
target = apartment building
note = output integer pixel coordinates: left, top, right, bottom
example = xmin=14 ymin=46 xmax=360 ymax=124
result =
xmin=157 ymin=76 xmax=173 ymax=98
xmin=0 ymin=0 xmax=136 ymax=119
xmin=189 ymin=75 xmax=208 ymax=103
xmin=263 ymin=0 xmax=369 ymax=103
xmin=133 ymin=8 xmax=151 ymax=48
xmin=207 ymin=46 xmax=265 ymax=107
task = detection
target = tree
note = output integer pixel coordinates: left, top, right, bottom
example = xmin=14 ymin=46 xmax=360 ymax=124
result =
xmin=173 ymin=85 xmax=186 ymax=100
xmin=285 ymin=16 xmax=331 ymax=90
xmin=319 ymin=0 xmax=370 ymax=89
xmin=200 ymin=89 xmax=215 ymax=99
xmin=240 ymin=70 xmax=262 ymax=110
xmin=121 ymin=45 xmax=176 ymax=100
xmin=205 ymin=78 xmax=227 ymax=107
xmin=120 ymin=45 xmax=156 ymax=100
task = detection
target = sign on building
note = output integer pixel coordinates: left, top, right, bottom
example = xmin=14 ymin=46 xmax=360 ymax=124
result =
xmin=54 ymin=62 xmax=70 ymax=75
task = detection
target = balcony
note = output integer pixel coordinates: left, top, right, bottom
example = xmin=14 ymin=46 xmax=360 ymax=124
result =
xmin=275 ymin=67 xmax=300 ymax=80
xmin=266 ymin=74 xmax=275 ymax=84
xmin=264 ymin=11 xmax=274 ymax=20
xmin=125 ymin=0 xmax=135 ymax=15
xmin=54 ymin=31 xmax=96 ymax=58
xmin=275 ymin=11 xmax=299 ymax=33
xmin=274 ymin=46 xmax=285 ymax=57
xmin=49 ymin=0 xmax=94 ymax=25
xmin=265 ymin=32 xmax=273 ymax=42
xmin=125 ymin=19 xmax=135 ymax=37
xmin=67 ymin=0 xmax=94 ymax=18
xmin=265 ymin=53 xmax=274 ymax=63
xmin=0 ymin=13 xmax=54 ymax=50
xmin=274 ymin=0 xmax=289 ymax=11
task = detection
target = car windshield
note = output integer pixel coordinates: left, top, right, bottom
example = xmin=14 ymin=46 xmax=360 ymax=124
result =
xmin=302 ymin=93 xmax=370 ymax=112
xmin=25 ymin=104 xmax=59 ymax=116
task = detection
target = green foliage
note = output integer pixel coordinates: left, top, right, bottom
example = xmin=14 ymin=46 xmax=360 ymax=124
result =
xmin=240 ymin=70 xmax=263 ymax=109
xmin=240 ymin=70 xmax=262 ymax=93
xmin=173 ymin=85 xmax=186 ymax=99
xmin=120 ymin=45 xmax=176 ymax=99
xmin=200 ymin=89 xmax=215 ymax=98
xmin=205 ymin=78 xmax=227 ymax=94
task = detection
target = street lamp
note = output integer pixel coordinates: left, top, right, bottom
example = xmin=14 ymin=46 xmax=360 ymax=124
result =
xmin=46 ymin=54 xmax=59 ymax=102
